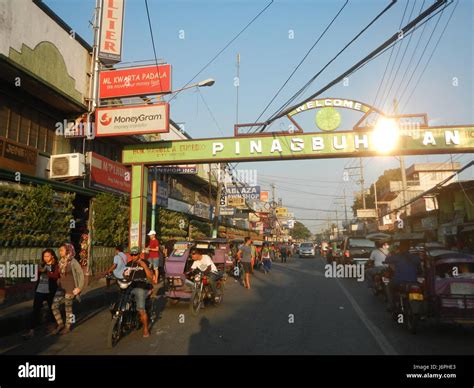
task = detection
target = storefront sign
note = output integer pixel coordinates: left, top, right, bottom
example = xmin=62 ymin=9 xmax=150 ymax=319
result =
xmin=225 ymin=185 xmax=260 ymax=200
xmin=220 ymin=206 xmax=235 ymax=216
xmin=98 ymin=0 xmax=125 ymax=63
xmin=123 ymin=127 xmax=474 ymax=164
xmin=0 ymin=137 xmax=37 ymax=175
xmin=194 ymin=201 xmax=211 ymax=219
xmin=99 ymin=64 xmax=172 ymax=98
xmin=154 ymin=164 xmax=197 ymax=174
xmin=260 ymin=191 xmax=269 ymax=202
xmin=168 ymin=198 xmax=192 ymax=214
xmin=96 ymin=103 xmax=169 ymax=137
xmin=87 ymin=152 xmax=130 ymax=195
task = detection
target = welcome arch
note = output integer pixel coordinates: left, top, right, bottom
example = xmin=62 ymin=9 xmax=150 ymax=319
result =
xmin=122 ymin=98 xmax=474 ymax=247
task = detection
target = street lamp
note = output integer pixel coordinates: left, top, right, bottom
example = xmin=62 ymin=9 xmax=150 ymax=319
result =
xmin=170 ymin=78 xmax=215 ymax=94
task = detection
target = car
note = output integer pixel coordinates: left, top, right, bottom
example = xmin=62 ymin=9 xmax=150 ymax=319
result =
xmin=340 ymin=237 xmax=376 ymax=265
xmin=299 ymin=242 xmax=315 ymax=258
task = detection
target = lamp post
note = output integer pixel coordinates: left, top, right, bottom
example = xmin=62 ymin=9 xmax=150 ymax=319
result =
xmin=149 ymin=79 xmax=215 ymax=233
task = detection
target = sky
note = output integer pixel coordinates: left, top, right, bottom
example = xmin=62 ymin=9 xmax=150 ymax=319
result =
xmin=45 ymin=0 xmax=474 ymax=233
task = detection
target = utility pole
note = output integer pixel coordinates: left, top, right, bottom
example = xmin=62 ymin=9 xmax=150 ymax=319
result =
xmin=374 ymin=181 xmax=379 ymax=227
xmin=394 ymin=98 xmax=409 ymax=219
xmin=212 ymin=163 xmax=223 ymax=238
xmin=236 ymin=53 xmax=240 ymax=124
xmin=359 ymin=158 xmax=366 ymax=209
xmin=335 ymin=208 xmax=339 ymax=240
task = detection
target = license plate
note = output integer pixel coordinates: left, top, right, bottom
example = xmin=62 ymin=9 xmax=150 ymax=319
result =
xmin=409 ymin=293 xmax=424 ymax=301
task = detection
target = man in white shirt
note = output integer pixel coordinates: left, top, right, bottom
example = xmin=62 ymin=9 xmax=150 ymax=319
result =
xmin=189 ymin=248 xmax=219 ymax=298
xmin=366 ymin=241 xmax=389 ymax=288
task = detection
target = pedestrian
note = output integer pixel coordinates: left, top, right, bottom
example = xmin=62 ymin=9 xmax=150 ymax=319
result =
xmin=237 ymin=237 xmax=254 ymax=289
xmin=22 ymin=249 xmax=60 ymax=339
xmin=280 ymin=244 xmax=287 ymax=263
xmin=146 ymin=230 xmax=160 ymax=284
xmin=158 ymin=243 xmax=166 ymax=282
xmin=262 ymin=243 xmax=272 ymax=274
xmin=51 ymin=243 xmax=84 ymax=335
xmin=105 ymin=245 xmax=127 ymax=287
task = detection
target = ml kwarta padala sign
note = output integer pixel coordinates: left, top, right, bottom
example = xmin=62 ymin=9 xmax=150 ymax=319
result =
xmin=123 ymin=98 xmax=474 ymax=165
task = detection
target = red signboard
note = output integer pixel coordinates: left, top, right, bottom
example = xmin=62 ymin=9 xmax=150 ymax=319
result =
xmin=86 ymin=152 xmax=131 ymax=195
xmin=99 ymin=64 xmax=172 ymax=99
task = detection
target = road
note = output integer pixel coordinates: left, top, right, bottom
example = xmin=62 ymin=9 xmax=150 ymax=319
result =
xmin=1 ymin=255 xmax=473 ymax=355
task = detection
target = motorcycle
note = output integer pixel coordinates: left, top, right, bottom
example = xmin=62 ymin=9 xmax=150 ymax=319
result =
xmin=107 ymin=278 xmax=156 ymax=348
xmin=367 ymin=262 xmax=391 ymax=301
xmin=391 ymin=282 xmax=424 ymax=334
xmin=187 ymin=269 xmax=225 ymax=316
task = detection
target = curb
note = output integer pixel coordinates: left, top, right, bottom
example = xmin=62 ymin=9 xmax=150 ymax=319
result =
xmin=0 ymin=286 xmax=118 ymax=338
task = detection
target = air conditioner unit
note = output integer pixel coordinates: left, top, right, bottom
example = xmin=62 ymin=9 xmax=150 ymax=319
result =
xmin=49 ymin=153 xmax=85 ymax=179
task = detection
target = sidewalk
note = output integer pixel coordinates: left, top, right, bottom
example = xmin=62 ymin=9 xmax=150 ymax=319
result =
xmin=0 ymin=278 xmax=117 ymax=338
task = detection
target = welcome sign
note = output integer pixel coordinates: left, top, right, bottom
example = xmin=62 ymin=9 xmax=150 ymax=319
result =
xmin=123 ymin=127 xmax=474 ymax=165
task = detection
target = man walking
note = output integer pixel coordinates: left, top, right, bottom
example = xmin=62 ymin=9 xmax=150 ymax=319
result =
xmin=237 ymin=237 xmax=254 ymax=289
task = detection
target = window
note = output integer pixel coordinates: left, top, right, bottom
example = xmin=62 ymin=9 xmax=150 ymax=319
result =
xmin=7 ymin=103 xmax=20 ymax=141
xmin=0 ymin=95 xmax=8 ymax=138
xmin=29 ymin=110 xmax=39 ymax=148
xmin=18 ymin=106 xmax=31 ymax=145
xmin=38 ymin=114 xmax=48 ymax=152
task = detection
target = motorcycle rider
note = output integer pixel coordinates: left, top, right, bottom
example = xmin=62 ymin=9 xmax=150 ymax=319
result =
xmin=123 ymin=247 xmax=154 ymax=338
xmin=385 ymin=240 xmax=421 ymax=311
xmin=189 ymin=247 xmax=220 ymax=301
xmin=366 ymin=241 xmax=390 ymax=289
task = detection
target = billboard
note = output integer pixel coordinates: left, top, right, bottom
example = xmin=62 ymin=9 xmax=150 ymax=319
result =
xmin=275 ymin=207 xmax=288 ymax=217
xmin=95 ymin=103 xmax=169 ymax=137
xmin=356 ymin=209 xmax=378 ymax=218
xmin=260 ymin=191 xmax=269 ymax=202
xmin=86 ymin=152 xmax=131 ymax=195
xmin=98 ymin=0 xmax=125 ymax=63
xmin=99 ymin=64 xmax=172 ymax=99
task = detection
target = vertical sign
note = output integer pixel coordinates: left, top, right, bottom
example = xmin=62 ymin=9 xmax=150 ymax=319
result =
xmin=99 ymin=0 xmax=125 ymax=63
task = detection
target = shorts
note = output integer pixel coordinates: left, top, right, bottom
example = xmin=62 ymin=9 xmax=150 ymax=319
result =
xmin=131 ymin=287 xmax=147 ymax=311
xmin=150 ymin=258 xmax=160 ymax=270
xmin=242 ymin=262 xmax=253 ymax=274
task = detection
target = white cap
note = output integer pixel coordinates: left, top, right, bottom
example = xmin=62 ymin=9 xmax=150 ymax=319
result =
xmin=147 ymin=230 xmax=156 ymax=236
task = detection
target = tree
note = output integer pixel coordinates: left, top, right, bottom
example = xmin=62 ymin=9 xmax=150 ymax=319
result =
xmin=352 ymin=168 xmax=401 ymax=215
xmin=290 ymin=221 xmax=312 ymax=241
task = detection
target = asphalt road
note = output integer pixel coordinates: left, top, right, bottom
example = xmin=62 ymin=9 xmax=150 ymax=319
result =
xmin=1 ymin=255 xmax=473 ymax=355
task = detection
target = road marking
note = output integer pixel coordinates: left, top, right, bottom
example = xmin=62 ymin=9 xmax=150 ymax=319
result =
xmin=335 ymin=278 xmax=398 ymax=355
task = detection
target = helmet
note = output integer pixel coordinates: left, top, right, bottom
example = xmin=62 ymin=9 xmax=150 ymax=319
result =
xmin=130 ymin=246 xmax=140 ymax=256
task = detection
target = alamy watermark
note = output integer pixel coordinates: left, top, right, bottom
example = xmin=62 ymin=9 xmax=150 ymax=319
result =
xmin=0 ymin=262 xmax=38 ymax=282
xmin=324 ymin=262 xmax=365 ymax=282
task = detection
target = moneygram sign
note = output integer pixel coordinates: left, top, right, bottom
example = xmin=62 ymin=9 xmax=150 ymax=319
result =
xmin=99 ymin=64 xmax=172 ymax=99
xmin=96 ymin=103 xmax=169 ymax=137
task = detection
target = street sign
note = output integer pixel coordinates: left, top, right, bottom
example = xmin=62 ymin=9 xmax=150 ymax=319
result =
xmin=96 ymin=103 xmax=169 ymax=137
xmin=99 ymin=64 xmax=172 ymax=99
